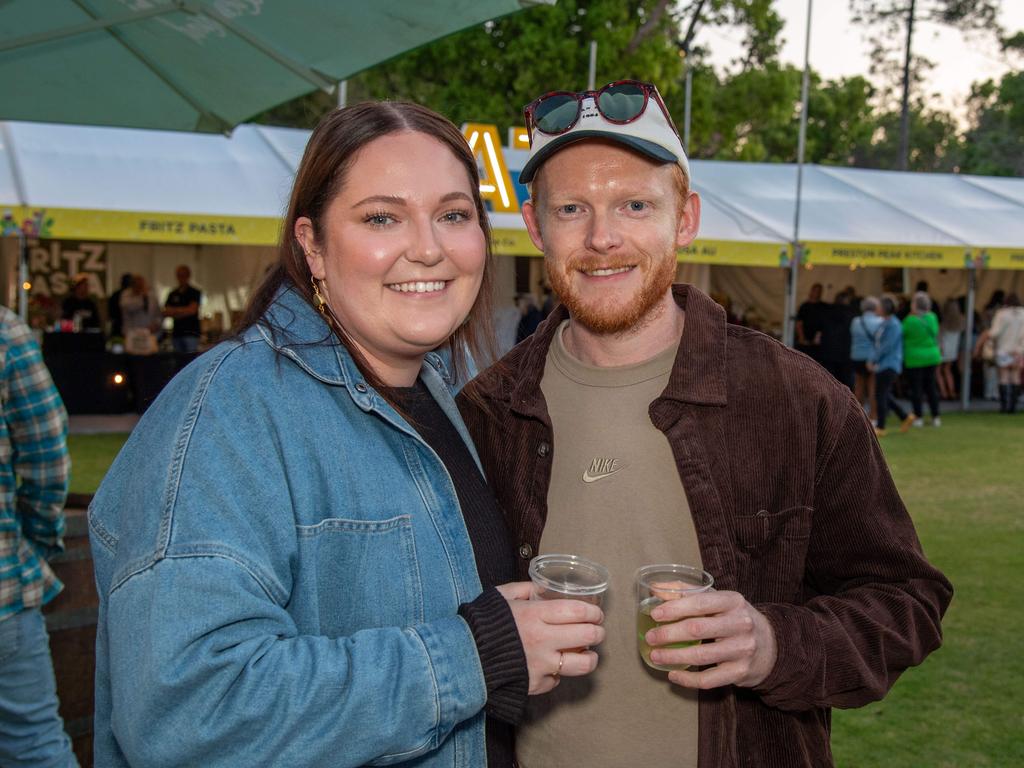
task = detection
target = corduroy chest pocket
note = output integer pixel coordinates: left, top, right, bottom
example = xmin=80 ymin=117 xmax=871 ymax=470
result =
xmin=296 ymin=515 xmax=424 ymax=637
xmin=733 ymin=505 xmax=813 ymax=604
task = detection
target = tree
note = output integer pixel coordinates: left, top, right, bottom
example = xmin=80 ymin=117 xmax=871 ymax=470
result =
xmin=807 ymin=76 xmax=879 ymax=166
xmin=256 ymin=1 xmax=682 ymax=131
xmin=848 ymin=0 xmax=1003 ymax=169
xmin=853 ymin=101 xmax=962 ymax=171
xmin=960 ymin=71 xmax=1024 ymax=176
xmin=254 ymin=1 xmax=784 ymax=133
xmin=686 ymin=62 xmax=801 ymax=161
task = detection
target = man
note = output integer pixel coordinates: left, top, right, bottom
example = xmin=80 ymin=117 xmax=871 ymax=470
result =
xmin=795 ymin=282 xmax=826 ymax=361
xmin=163 ymin=265 xmax=201 ymax=354
xmin=818 ymin=288 xmax=857 ymax=390
xmin=0 ymin=306 xmax=76 ymax=766
xmin=59 ymin=274 xmax=101 ymax=332
xmin=459 ymin=79 xmax=951 ymax=767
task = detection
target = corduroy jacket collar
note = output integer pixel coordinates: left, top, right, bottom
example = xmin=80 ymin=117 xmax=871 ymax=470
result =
xmin=506 ymin=284 xmax=727 ymax=418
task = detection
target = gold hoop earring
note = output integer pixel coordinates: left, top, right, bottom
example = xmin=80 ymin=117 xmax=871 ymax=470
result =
xmin=311 ymin=275 xmax=328 ymax=315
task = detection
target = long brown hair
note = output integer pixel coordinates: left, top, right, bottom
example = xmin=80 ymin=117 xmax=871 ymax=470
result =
xmin=237 ymin=101 xmax=495 ymax=390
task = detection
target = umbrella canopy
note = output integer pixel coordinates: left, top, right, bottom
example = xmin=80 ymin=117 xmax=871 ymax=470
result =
xmin=0 ymin=0 xmax=552 ymax=132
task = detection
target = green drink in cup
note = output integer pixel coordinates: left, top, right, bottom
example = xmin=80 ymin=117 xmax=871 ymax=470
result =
xmin=635 ymin=564 xmax=714 ymax=671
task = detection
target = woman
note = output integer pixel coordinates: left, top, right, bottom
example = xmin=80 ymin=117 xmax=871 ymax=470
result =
xmin=88 ymin=103 xmax=604 ymax=767
xmin=850 ymin=296 xmax=883 ymax=424
xmin=980 ymin=290 xmax=1005 ymax=400
xmin=937 ymin=297 xmax=964 ymax=400
xmin=975 ymin=292 xmax=1024 ymax=413
xmin=869 ymin=296 xmax=913 ymax=436
xmin=119 ymin=274 xmax=161 ymax=333
xmin=901 ymin=292 xmax=942 ymax=427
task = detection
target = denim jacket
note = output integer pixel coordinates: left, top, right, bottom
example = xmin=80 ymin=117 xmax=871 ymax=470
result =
xmin=849 ymin=311 xmax=883 ymax=363
xmin=89 ymin=286 xmax=488 ymax=767
xmin=870 ymin=315 xmax=904 ymax=373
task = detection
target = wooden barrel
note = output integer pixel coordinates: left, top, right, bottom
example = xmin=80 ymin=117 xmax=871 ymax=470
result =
xmin=42 ymin=493 xmax=96 ymax=768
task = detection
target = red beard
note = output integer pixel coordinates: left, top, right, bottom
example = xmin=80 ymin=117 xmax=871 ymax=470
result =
xmin=547 ymin=249 xmax=676 ymax=335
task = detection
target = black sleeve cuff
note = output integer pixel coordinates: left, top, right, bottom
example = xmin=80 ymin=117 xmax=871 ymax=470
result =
xmin=458 ymin=586 xmax=529 ymax=724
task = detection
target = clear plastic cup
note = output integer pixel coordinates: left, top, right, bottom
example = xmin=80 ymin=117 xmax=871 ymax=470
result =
xmin=528 ymin=553 xmax=610 ymax=606
xmin=635 ymin=564 xmax=714 ymax=671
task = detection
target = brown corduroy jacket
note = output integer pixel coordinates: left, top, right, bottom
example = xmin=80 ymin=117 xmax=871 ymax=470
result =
xmin=458 ymin=284 xmax=952 ymax=768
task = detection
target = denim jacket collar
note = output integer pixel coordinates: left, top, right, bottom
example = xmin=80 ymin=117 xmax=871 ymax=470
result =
xmin=250 ymin=284 xmax=478 ymax=470
xmin=253 ymin=284 xmax=456 ymax=396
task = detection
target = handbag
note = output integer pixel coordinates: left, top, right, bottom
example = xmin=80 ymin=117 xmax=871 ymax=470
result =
xmin=125 ymin=327 xmax=158 ymax=355
xmin=981 ymin=337 xmax=995 ymax=363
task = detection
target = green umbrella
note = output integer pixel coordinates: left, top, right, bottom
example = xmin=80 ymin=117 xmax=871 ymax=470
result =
xmin=0 ymin=0 xmax=553 ymax=132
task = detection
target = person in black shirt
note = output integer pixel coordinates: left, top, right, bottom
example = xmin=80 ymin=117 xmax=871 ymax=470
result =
xmin=819 ymin=288 xmax=857 ymax=390
xmin=107 ymin=273 xmax=133 ymax=338
xmin=60 ymin=273 xmax=101 ymax=332
xmin=163 ymin=265 xmax=202 ymax=353
xmin=796 ymin=282 xmax=826 ymax=361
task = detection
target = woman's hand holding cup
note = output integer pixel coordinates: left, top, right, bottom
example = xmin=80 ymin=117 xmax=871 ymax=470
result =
xmin=496 ymin=580 xmax=606 ymax=695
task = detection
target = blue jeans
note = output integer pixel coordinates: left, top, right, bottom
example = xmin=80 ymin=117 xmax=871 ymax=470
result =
xmin=0 ymin=608 xmax=78 ymax=768
xmin=172 ymin=335 xmax=199 ymax=354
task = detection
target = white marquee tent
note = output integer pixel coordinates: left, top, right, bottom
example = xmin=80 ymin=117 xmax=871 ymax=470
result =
xmin=3 ymin=119 xmax=1022 ymax=346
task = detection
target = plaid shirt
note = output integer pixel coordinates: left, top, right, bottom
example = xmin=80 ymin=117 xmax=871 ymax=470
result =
xmin=0 ymin=306 xmax=69 ymax=622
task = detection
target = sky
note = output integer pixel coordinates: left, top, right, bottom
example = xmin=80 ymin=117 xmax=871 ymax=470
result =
xmin=699 ymin=0 xmax=1024 ymax=120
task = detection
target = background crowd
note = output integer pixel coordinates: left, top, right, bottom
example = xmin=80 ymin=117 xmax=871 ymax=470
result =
xmin=56 ymin=266 xmax=202 ymax=355
xmin=704 ymin=281 xmax=1024 ymax=433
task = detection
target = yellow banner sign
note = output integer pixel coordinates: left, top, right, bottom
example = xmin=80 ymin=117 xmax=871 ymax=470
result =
xmin=495 ymin=230 xmax=785 ymax=267
xmin=491 ymin=228 xmax=539 ymax=256
xmin=677 ymin=240 xmax=786 ymax=267
xmin=2 ymin=205 xmax=281 ymax=245
xmin=805 ymin=241 xmax=970 ymax=269
xmin=982 ymin=247 xmax=1024 ymax=270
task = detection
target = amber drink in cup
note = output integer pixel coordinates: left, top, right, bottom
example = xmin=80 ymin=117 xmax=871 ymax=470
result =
xmin=528 ymin=554 xmax=610 ymax=606
xmin=636 ymin=564 xmax=714 ymax=671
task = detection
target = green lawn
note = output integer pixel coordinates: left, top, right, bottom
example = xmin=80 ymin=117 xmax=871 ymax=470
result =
xmin=66 ymin=414 xmax=1023 ymax=765
xmin=832 ymin=412 xmax=1024 ymax=767
xmin=67 ymin=433 xmax=129 ymax=495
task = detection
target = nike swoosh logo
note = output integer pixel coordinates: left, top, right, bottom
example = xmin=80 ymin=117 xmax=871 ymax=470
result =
xmin=582 ymin=467 xmax=624 ymax=483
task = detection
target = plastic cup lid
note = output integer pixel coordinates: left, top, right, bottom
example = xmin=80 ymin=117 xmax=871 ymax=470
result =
xmin=529 ymin=553 xmax=610 ymax=596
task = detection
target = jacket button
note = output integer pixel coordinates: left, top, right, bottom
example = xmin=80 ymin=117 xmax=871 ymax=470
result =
xmin=536 ymin=441 xmax=550 ymax=458
xmin=518 ymin=543 xmax=534 ymax=559
xmin=354 ymin=382 xmax=368 ymax=393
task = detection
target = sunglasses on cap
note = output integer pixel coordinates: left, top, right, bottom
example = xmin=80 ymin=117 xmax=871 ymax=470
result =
xmin=523 ymin=79 xmax=681 ymax=145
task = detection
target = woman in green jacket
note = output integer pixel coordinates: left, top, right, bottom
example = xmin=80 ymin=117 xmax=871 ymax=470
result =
xmin=902 ymin=291 xmax=943 ymax=426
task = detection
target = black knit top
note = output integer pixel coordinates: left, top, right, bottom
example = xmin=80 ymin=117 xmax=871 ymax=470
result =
xmin=390 ymin=380 xmax=527 ymax=767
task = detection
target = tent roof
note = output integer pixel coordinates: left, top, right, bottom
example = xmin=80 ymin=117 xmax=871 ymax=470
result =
xmin=694 ymin=162 xmax=965 ymax=247
xmin=819 ymin=165 xmax=1024 ymax=250
xmin=2 ymin=121 xmax=294 ymax=216
xmin=2 ymin=119 xmax=1023 ymax=268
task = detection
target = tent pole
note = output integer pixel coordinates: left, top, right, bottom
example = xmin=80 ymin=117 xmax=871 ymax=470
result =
xmin=684 ymin=65 xmax=692 ymax=154
xmin=17 ymin=231 xmax=28 ymax=321
xmin=786 ymin=0 xmax=813 ymax=347
xmin=588 ymin=41 xmax=597 ymax=90
xmin=961 ymin=266 xmax=976 ymax=412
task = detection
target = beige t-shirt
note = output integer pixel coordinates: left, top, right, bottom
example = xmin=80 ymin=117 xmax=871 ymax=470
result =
xmin=517 ymin=322 xmax=702 ymax=768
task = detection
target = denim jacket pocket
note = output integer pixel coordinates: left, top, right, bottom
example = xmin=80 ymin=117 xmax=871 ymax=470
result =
xmin=296 ymin=515 xmax=424 ymax=637
xmin=733 ymin=506 xmax=813 ymax=603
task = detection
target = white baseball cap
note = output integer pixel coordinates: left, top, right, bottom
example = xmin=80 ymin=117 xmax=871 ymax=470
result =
xmin=519 ymin=80 xmax=689 ymax=184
